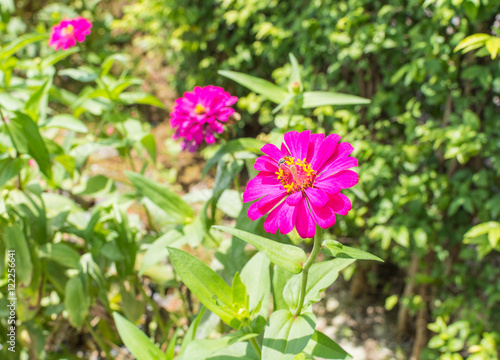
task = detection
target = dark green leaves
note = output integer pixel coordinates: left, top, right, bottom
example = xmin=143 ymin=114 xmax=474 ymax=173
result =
xmin=322 ymin=240 xmax=383 ymax=262
xmin=65 ymin=276 xmax=90 ymax=328
xmin=262 ymin=310 xmax=316 ymax=360
xmin=213 ymin=226 xmax=306 ymax=274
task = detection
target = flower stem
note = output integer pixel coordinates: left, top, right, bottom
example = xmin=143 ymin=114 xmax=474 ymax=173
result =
xmin=294 ymin=226 xmax=323 ymax=316
xmin=249 ymin=336 xmax=262 ymax=359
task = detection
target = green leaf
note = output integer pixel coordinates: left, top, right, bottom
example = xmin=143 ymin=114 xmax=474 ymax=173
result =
xmin=119 ymin=92 xmax=165 ymax=108
xmin=40 ymin=47 xmax=79 ymax=69
xmin=213 ymin=226 xmax=306 ymax=274
xmin=0 ymin=33 xmax=47 ymax=60
xmin=262 ymin=310 xmax=316 ymax=360
xmin=302 ymin=91 xmax=370 ymax=108
xmin=3 ymin=223 xmax=32 ymax=285
xmin=288 ymin=53 xmax=302 ymax=93
xmin=139 ymin=229 xmax=184 ymax=275
xmin=7 ymin=112 xmax=52 ymax=178
xmin=454 ymin=33 xmax=490 ymax=53
xmin=218 ymin=70 xmax=288 ymax=104
xmin=283 ymin=258 xmax=355 ymax=310
xmin=303 ymin=331 xmax=352 ymax=360
xmin=54 ymin=154 xmax=75 ymax=176
xmin=59 ymin=67 xmax=98 ymax=82
xmin=125 ymin=171 xmax=194 ymax=224
xmin=39 ymin=243 xmax=80 ymax=268
xmin=113 ymin=312 xmax=164 ymax=360
xmin=232 ymin=272 xmax=249 ymax=309
xmin=485 ymin=37 xmax=500 ymax=59
xmin=25 ymin=78 xmax=52 ymax=115
xmin=203 ymin=138 xmax=263 ymax=176
xmin=101 ymin=53 xmax=129 ymax=77
xmin=180 ymin=332 xmax=257 ymax=360
xmin=465 ymin=222 xmax=500 ymax=238
xmin=240 ymin=252 xmax=271 ymax=318
xmin=42 ymin=114 xmax=88 ymax=133
xmin=0 ymin=157 xmax=24 ymax=188
xmin=272 ymin=265 xmax=295 ymax=311
xmin=321 ymin=240 xmax=383 ymax=262
xmin=140 ymin=133 xmax=157 ymax=164
xmin=168 ymin=247 xmax=242 ymax=328
xmin=179 ymin=307 xmax=207 ymax=356
xmin=65 ymin=275 xmax=90 ymax=328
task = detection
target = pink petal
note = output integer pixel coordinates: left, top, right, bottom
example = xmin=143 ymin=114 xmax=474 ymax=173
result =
xmin=311 ymin=134 xmax=341 ymax=171
xmin=306 ymin=133 xmax=325 ymax=163
xmin=328 ymin=170 xmax=359 ymax=189
xmin=254 ymin=156 xmax=278 ymax=172
xmin=313 ymin=177 xmax=341 ymax=195
xmin=319 ymin=157 xmax=358 ymax=178
xmin=242 ymin=173 xmax=282 ymax=202
xmin=248 ymin=191 xmax=286 ymax=220
xmin=278 ymin=203 xmax=298 ymax=235
xmin=284 ymin=131 xmax=299 ymax=157
xmin=329 ymin=193 xmax=352 ymax=216
xmin=305 ymin=187 xmax=328 ymax=207
xmin=296 ymin=199 xmax=316 ymax=238
xmin=261 ymin=143 xmax=284 ymax=161
xmin=264 ymin=202 xmax=285 ymax=234
xmin=286 ymin=191 xmax=303 ymax=206
xmin=309 ymin=202 xmax=336 ymax=229
xmin=296 ymin=130 xmax=311 ymax=160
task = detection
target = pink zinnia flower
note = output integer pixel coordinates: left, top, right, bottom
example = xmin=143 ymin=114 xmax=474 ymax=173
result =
xmin=169 ymin=86 xmax=238 ymax=152
xmin=243 ymin=130 xmax=359 ymax=238
xmin=48 ymin=17 xmax=92 ymax=51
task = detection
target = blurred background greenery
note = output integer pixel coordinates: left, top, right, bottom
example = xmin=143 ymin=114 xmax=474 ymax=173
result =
xmin=1 ymin=0 xmax=499 ymax=359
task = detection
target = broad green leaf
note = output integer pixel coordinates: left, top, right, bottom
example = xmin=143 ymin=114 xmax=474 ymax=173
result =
xmin=140 ymin=133 xmax=157 ymax=164
xmin=168 ymin=247 xmax=242 ymax=328
xmin=65 ymin=275 xmax=89 ymax=328
xmin=113 ymin=312 xmax=164 ymax=360
xmin=179 ymin=307 xmax=207 ymax=356
xmin=39 ymin=243 xmax=80 ymax=268
xmin=321 ymin=240 xmax=383 ymax=262
xmin=126 ymin=171 xmax=194 ymax=224
xmin=54 ymin=154 xmax=75 ymax=176
xmin=218 ymin=70 xmax=288 ymax=104
xmin=303 ymin=331 xmax=352 ymax=360
xmin=101 ymin=53 xmax=129 ymax=77
xmin=42 ymin=114 xmax=88 ymax=133
xmin=0 ymin=33 xmax=47 ymax=60
xmin=302 ymin=91 xmax=370 ymax=108
xmin=272 ymin=93 xmax=295 ymax=114
xmin=262 ymin=310 xmax=316 ymax=360
xmin=232 ymin=272 xmax=249 ymax=309
xmin=241 ymin=252 xmax=271 ymax=318
xmin=207 ymin=342 xmax=260 ymax=360
xmin=213 ymin=226 xmax=306 ymax=274
xmin=25 ymin=78 xmax=52 ymax=115
xmin=485 ymin=37 xmax=500 ymax=59
xmin=59 ymin=67 xmax=98 ymax=82
xmin=8 ymin=112 xmax=52 ymax=178
xmin=464 ymin=222 xmax=500 ymax=238
xmin=138 ymin=229 xmax=183 ymax=275
xmin=0 ymin=157 xmax=24 ymax=188
xmin=203 ymin=138 xmax=263 ymax=176
xmin=74 ymin=175 xmax=115 ymax=196
xmin=272 ymin=265 xmax=295 ymax=311
xmin=119 ymin=92 xmax=165 ymax=108
xmin=3 ymin=223 xmax=32 ymax=285
xmin=40 ymin=47 xmax=79 ymax=69
xmin=283 ymin=258 xmax=355 ymax=310
xmin=179 ymin=332 xmax=257 ymax=360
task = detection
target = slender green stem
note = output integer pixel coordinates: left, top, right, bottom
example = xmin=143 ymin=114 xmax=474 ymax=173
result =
xmin=86 ymin=320 xmax=112 ymax=359
xmin=294 ymin=226 xmax=323 ymax=316
xmin=249 ymin=336 xmax=262 ymax=359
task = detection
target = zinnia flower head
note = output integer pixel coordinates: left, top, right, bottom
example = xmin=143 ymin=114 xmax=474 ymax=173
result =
xmin=243 ymin=130 xmax=359 ymax=238
xmin=49 ymin=17 xmax=92 ymax=51
xmin=169 ymin=86 xmax=238 ymax=152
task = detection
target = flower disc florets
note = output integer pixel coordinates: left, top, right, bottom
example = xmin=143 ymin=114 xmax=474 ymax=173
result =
xmin=243 ymin=130 xmax=359 ymax=238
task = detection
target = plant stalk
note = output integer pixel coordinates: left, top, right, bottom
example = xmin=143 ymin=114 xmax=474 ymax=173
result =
xmin=249 ymin=336 xmax=262 ymax=359
xmin=294 ymin=226 xmax=323 ymax=316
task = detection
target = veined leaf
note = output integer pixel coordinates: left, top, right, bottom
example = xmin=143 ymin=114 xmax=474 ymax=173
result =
xmin=262 ymin=310 xmax=316 ymax=360
xmin=59 ymin=67 xmax=98 ymax=82
xmin=213 ymin=226 xmax=306 ymax=274
xmin=3 ymin=223 xmax=32 ymax=285
xmin=283 ymin=258 xmax=355 ymax=310
xmin=321 ymin=240 xmax=383 ymax=262
xmin=302 ymin=91 xmax=370 ymax=108
xmin=0 ymin=157 xmax=24 ymax=188
xmin=241 ymin=252 xmax=271 ymax=318
xmin=454 ymin=33 xmax=491 ymax=53
xmin=125 ymin=171 xmax=194 ymax=224
xmin=39 ymin=243 xmax=80 ymax=268
xmin=179 ymin=332 xmax=257 ymax=360
xmin=40 ymin=47 xmax=79 ymax=69
xmin=303 ymin=331 xmax=352 ymax=360
xmin=168 ymin=247 xmax=242 ymax=329
xmin=113 ymin=312 xmax=164 ymax=360
xmin=140 ymin=133 xmax=157 ymax=164
xmin=219 ymin=70 xmax=288 ymax=104
xmin=65 ymin=275 xmax=89 ymax=328
xmin=119 ymin=92 xmax=165 ymax=108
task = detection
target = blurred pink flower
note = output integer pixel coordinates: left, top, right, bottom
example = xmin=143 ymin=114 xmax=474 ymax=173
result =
xmin=169 ymin=86 xmax=238 ymax=152
xmin=49 ymin=17 xmax=92 ymax=51
xmin=28 ymin=159 xmax=36 ymax=168
xmin=243 ymin=130 xmax=359 ymax=238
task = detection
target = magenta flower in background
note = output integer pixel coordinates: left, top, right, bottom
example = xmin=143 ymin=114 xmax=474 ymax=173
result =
xmin=169 ymin=86 xmax=238 ymax=152
xmin=48 ymin=17 xmax=92 ymax=51
xmin=243 ymin=130 xmax=359 ymax=238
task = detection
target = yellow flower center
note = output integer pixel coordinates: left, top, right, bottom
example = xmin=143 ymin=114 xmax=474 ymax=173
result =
xmin=276 ymin=156 xmax=317 ymax=194
xmin=61 ymin=24 xmax=75 ymax=37
xmin=195 ymin=104 xmax=206 ymax=114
